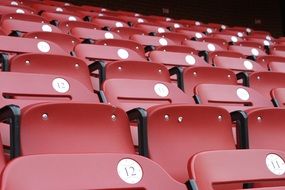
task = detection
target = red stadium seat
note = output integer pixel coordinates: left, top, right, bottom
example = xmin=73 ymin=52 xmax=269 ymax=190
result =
xmin=156 ymin=45 xmax=196 ymax=53
xmin=270 ymin=45 xmax=285 ymax=57
xmin=81 ymin=5 xmax=107 ymax=12
xmin=198 ymin=37 xmax=228 ymax=49
xmin=183 ymin=39 xmax=227 ymax=52
xmin=231 ymin=26 xmax=253 ymax=34
xmin=0 ymin=13 xmax=48 ymax=23
xmin=181 ymin=67 xmax=238 ymax=97
xmin=31 ymin=3 xmax=71 ymax=14
xmin=58 ymin=20 xmax=99 ymax=34
xmin=130 ymin=34 xmax=178 ymax=48
xmin=88 ymin=60 xmax=171 ymax=90
xmin=207 ymin=23 xmax=227 ymax=31
xmin=1 ymin=153 xmax=187 ymax=190
xmin=70 ymin=27 xmax=122 ymax=42
xmin=151 ymin=20 xmax=184 ymax=30
xmin=194 ymin=84 xmax=272 ymax=112
xmin=156 ymin=32 xmax=188 ymax=45
xmin=208 ymin=51 xmax=245 ymax=64
xmin=175 ymin=28 xmax=206 ymax=40
xmin=91 ymin=16 xmax=129 ymax=29
xmin=24 ymin=31 xmax=80 ymax=54
xmin=74 ymin=43 xmax=146 ymax=90
xmin=143 ymin=104 xmax=236 ymax=182
xmin=229 ymin=44 xmax=267 ymax=58
xmin=103 ymin=60 xmax=170 ymax=82
xmin=189 ymin=149 xmax=285 ymax=190
xmin=210 ymin=32 xmax=243 ymax=44
xmin=0 ymin=0 xmax=22 ymax=6
xmin=235 ymin=41 xmax=265 ymax=50
xmin=213 ymin=56 xmax=266 ymax=73
xmin=268 ymin=61 xmax=285 ymax=72
xmin=256 ymin=55 xmax=285 ymax=69
xmin=1 ymin=19 xmax=62 ymax=36
xmin=0 ymin=72 xmax=99 ymax=149
xmin=149 ymin=50 xmax=209 ymax=69
xmin=221 ymin=28 xmax=247 ymax=38
xmin=134 ymin=23 xmax=170 ymax=34
xmin=249 ymin=72 xmax=285 ymax=101
xmin=242 ymin=108 xmax=285 ymax=155
xmin=0 ymin=35 xmax=68 ymax=56
xmin=244 ymin=36 xmax=273 ymax=48
xmin=8 ymin=53 xmax=93 ymax=91
xmin=5 ymin=102 xmax=134 ymax=157
xmin=102 ymin=78 xmax=194 ymax=111
xmin=176 ymin=19 xmax=203 ymax=27
xmin=74 ymin=43 xmax=146 ymax=63
xmin=271 ymin=88 xmax=285 ymax=107
xmin=249 ymin=30 xmax=274 ymax=41
xmin=110 ymin=27 xmax=146 ymax=39
xmin=118 ymin=15 xmax=149 ymax=25
xmin=41 ymin=11 xmax=83 ymax=23
xmin=188 ymin=25 xmax=216 ymax=34
xmin=0 ymin=5 xmax=35 ymax=15
xmin=95 ymin=39 xmax=145 ymax=57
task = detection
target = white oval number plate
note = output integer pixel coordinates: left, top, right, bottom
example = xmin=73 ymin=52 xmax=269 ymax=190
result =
xmin=117 ymin=49 xmax=129 ymax=59
xmin=236 ymin=88 xmax=250 ymax=101
xmin=37 ymin=41 xmax=51 ymax=53
xmin=266 ymin=154 xmax=285 ymax=175
xmin=154 ymin=83 xmax=169 ymax=97
xmin=117 ymin=158 xmax=143 ymax=184
xmin=52 ymin=78 xmax=70 ymax=93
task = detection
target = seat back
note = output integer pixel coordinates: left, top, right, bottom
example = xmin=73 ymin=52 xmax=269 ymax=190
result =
xmin=247 ymin=108 xmax=285 ymax=151
xmin=70 ymin=27 xmax=121 ymax=41
xmin=0 ymin=5 xmax=34 ymax=15
xmin=213 ymin=56 xmax=266 ymax=72
xmin=183 ymin=40 xmax=226 ymax=52
xmin=105 ymin=61 xmax=171 ymax=82
xmin=146 ymin=105 xmax=235 ymax=182
xmin=130 ymin=34 xmax=177 ymax=47
xmin=175 ymin=28 xmax=206 ymax=39
xmin=92 ymin=17 xmax=129 ymax=29
xmin=0 ymin=72 xmax=99 ymax=108
xmin=256 ymin=55 xmax=285 ymax=69
xmin=134 ymin=23 xmax=169 ymax=34
xmin=149 ymin=50 xmax=208 ymax=68
xmin=18 ymin=102 xmax=134 ymax=155
xmin=58 ymin=20 xmax=99 ymax=34
xmin=0 ymin=35 xmax=68 ymax=55
xmin=189 ymin=149 xmax=285 ymax=190
xmin=24 ymin=32 xmax=80 ymax=53
xmin=103 ymin=79 xmax=194 ymax=111
xmin=194 ymin=84 xmax=272 ymax=112
xmin=9 ymin=53 xmax=93 ymax=91
xmin=156 ymin=32 xmax=188 ymax=44
xmin=183 ymin=67 xmax=237 ymax=97
xmin=1 ymin=153 xmax=187 ymax=190
xmin=95 ymin=39 xmax=145 ymax=57
xmin=268 ymin=61 xmax=285 ymax=72
xmin=110 ymin=27 xmax=146 ymax=39
xmin=228 ymin=45 xmax=267 ymax=57
xmin=0 ymin=13 xmax=48 ymax=23
xmin=249 ymin=72 xmax=285 ymax=100
xmin=74 ymin=44 xmax=146 ymax=63
xmin=41 ymin=11 xmax=83 ymax=23
xmin=270 ymin=46 xmax=285 ymax=57
xmin=1 ymin=19 xmax=61 ymax=35
xmin=271 ymin=88 xmax=285 ymax=107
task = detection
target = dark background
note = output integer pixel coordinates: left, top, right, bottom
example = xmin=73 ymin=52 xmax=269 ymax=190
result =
xmin=63 ymin=0 xmax=284 ymax=37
